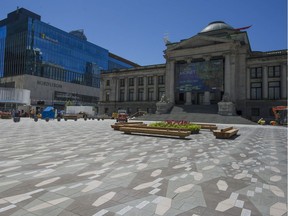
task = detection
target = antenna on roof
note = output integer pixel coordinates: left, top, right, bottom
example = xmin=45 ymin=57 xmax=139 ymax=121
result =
xmin=163 ymin=33 xmax=171 ymax=45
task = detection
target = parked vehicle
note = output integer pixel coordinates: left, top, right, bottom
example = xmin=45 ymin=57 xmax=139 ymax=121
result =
xmin=271 ymin=106 xmax=288 ymax=125
xmin=39 ymin=106 xmax=55 ymax=122
xmin=65 ymin=106 xmax=96 ymax=120
xmin=116 ymin=110 xmax=128 ymax=122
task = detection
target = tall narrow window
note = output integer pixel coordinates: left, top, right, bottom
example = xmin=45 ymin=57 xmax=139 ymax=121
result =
xmin=138 ymin=88 xmax=144 ymax=101
xmin=158 ymin=75 xmax=165 ymax=84
xmin=158 ymin=87 xmax=165 ymax=100
xmin=105 ymin=92 xmax=110 ymax=101
xmin=128 ymin=89 xmax=134 ymax=101
xmin=250 ymin=67 xmax=262 ymax=78
xmin=250 ymin=82 xmax=262 ymax=100
xmin=138 ymin=77 xmax=144 ymax=86
xmin=148 ymin=76 xmax=154 ymax=85
xmin=268 ymin=81 xmax=280 ymax=99
xmin=120 ymin=79 xmax=125 ymax=87
xmin=148 ymin=88 xmax=154 ymax=101
xmin=268 ymin=66 xmax=281 ymax=78
xmin=129 ymin=78 xmax=134 ymax=86
xmin=120 ymin=89 xmax=125 ymax=101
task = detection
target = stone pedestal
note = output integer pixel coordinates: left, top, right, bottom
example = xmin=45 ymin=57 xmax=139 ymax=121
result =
xmin=185 ymin=92 xmax=192 ymax=105
xmin=156 ymin=102 xmax=173 ymax=114
xmin=203 ymin=91 xmax=210 ymax=105
xmin=218 ymin=101 xmax=236 ymax=116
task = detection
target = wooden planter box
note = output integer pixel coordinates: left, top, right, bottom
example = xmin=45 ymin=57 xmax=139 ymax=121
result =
xmin=111 ymin=122 xmax=146 ymax=130
xmin=212 ymin=127 xmax=239 ymax=139
xmin=119 ymin=126 xmax=191 ymax=139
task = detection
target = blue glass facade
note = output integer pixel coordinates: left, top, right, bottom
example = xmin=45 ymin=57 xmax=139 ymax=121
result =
xmin=0 ymin=26 xmax=6 ymax=77
xmin=108 ymin=56 xmax=134 ymax=70
xmin=26 ymin=18 xmax=109 ymax=88
xmin=0 ymin=8 xmax=137 ymax=88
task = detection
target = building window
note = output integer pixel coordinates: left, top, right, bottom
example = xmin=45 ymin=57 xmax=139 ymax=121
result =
xmin=105 ymin=92 xmax=110 ymax=102
xmin=120 ymin=79 xmax=125 ymax=87
xmin=148 ymin=88 xmax=154 ymax=101
xmin=138 ymin=88 xmax=144 ymax=101
xmin=268 ymin=66 xmax=281 ymax=78
xmin=158 ymin=87 xmax=165 ymax=100
xmin=128 ymin=89 xmax=134 ymax=101
xmin=148 ymin=76 xmax=154 ymax=85
xmin=250 ymin=67 xmax=262 ymax=78
xmin=106 ymin=80 xmax=110 ymax=86
xmin=158 ymin=75 xmax=165 ymax=84
xmin=268 ymin=81 xmax=280 ymax=99
xmin=251 ymin=82 xmax=262 ymax=100
xmin=138 ymin=77 xmax=144 ymax=86
xmin=251 ymin=108 xmax=260 ymax=116
xmin=129 ymin=78 xmax=134 ymax=86
xmin=120 ymin=89 xmax=125 ymax=101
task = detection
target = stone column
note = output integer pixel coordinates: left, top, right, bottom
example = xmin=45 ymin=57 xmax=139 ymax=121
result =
xmin=185 ymin=92 xmax=192 ymax=105
xmin=114 ymin=79 xmax=119 ymax=101
xmin=281 ymin=64 xmax=287 ymax=99
xmin=203 ymin=57 xmax=211 ymax=105
xmin=224 ymin=54 xmax=231 ymax=96
xmin=165 ymin=61 xmax=175 ymax=103
xmin=203 ymin=91 xmax=210 ymax=105
xmin=184 ymin=59 xmax=192 ymax=105
xmin=230 ymin=54 xmax=236 ymax=102
xmin=134 ymin=77 xmax=138 ymax=101
xmin=153 ymin=76 xmax=158 ymax=101
xmin=262 ymin=66 xmax=268 ymax=99
xmin=124 ymin=78 xmax=128 ymax=101
xmin=224 ymin=54 xmax=236 ymax=101
xmin=99 ymin=78 xmax=104 ymax=102
xmin=143 ymin=76 xmax=147 ymax=101
xmin=246 ymin=67 xmax=250 ymax=99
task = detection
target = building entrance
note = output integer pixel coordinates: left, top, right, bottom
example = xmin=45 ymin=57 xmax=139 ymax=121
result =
xmin=179 ymin=93 xmax=185 ymax=103
xmin=175 ymin=91 xmax=222 ymax=105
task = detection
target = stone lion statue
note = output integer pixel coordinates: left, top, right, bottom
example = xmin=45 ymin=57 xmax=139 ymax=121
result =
xmin=160 ymin=94 xmax=168 ymax=103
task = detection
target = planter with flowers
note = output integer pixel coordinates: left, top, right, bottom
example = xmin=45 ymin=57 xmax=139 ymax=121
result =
xmin=148 ymin=120 xmax=200 ymax=134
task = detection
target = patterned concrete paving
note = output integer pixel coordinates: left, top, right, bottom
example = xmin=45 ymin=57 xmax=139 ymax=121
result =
xmin=0 ymin=118 xmax=287 ymax=216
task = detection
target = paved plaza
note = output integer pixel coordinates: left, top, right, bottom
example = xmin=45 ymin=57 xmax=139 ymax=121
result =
xmin=0 ymin=118 xmax=287 ymax=216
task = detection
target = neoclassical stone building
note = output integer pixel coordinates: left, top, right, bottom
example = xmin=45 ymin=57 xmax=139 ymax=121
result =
xmin=99 ymin=21 xmax=287 ymax=121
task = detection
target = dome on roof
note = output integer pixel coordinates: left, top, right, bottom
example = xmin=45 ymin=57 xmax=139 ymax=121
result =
xmin=200 ymin=21 xmax=234 ymax=33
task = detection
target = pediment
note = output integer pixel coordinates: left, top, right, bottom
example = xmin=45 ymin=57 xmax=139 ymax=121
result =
xmin=166 ymin=34 xmax=233 ymax=51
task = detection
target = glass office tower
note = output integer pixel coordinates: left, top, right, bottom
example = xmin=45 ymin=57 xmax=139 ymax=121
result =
xmin=0 ymin=8 xmax=136 ymax=88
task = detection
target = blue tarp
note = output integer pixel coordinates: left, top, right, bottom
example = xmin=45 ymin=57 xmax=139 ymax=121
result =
xmin=41 ymin=106 xmax=55 ymax=119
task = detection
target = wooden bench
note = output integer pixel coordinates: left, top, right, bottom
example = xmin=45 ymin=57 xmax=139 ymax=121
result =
xmin=118 ymin=124 xmax=193 ymax=132
xmin=111 ymin=122 xmax=146 ymax=130
xmin=212 ymin=126 xmax=239 ymax=139
xmin=119 ymin=127 xmax=191 ymax=139
xmin=191 ymin=123 xmax=218 ymax=130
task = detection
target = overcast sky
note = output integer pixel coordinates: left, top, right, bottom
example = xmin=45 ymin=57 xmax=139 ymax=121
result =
xmin=1 ymin=0 xmax=287 ymax=66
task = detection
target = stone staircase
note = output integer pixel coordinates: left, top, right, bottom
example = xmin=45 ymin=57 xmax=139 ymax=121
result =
xmin=170 ymin=104 xmax=218 ymax=114
xmin=134 ymin=104 xmax=256 ymax=125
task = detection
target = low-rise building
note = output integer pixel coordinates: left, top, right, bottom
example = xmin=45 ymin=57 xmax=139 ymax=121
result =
xmin=99 ymin=64 xmax=165 ymax=115
xmin=99 ymin=21 xmax=287 ymax=121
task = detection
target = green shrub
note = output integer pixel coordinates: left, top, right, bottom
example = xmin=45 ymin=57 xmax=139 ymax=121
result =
xmin=148 ymin=121 xmax=200 ymax=133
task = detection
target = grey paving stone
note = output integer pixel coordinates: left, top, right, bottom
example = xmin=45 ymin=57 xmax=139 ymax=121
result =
xmin=0 ymin=118 xmax=286 ymax=216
